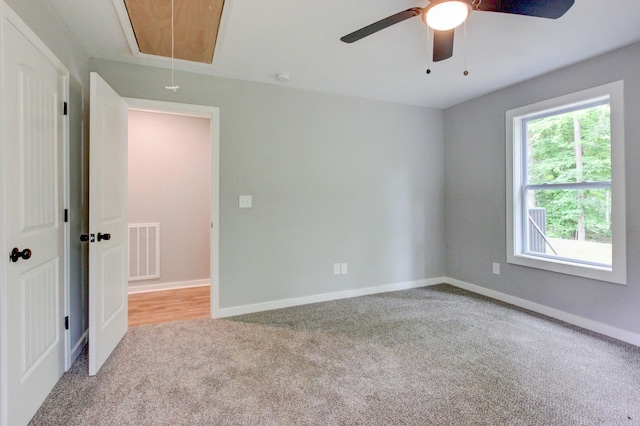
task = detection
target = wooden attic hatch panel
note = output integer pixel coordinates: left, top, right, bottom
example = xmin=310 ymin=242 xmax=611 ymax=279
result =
xmin=124 ymin=0 xmax=225 ymax=64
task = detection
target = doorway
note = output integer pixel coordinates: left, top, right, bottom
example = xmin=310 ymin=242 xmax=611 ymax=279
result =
xmin=124 ymin=98 xmax=220 ymax=325
xmin=88 ymin=75 xmax=220 ymax=374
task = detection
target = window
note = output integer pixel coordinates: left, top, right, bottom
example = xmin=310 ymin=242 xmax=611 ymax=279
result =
xmin=506 ymin=81 xmax=626 ymax=284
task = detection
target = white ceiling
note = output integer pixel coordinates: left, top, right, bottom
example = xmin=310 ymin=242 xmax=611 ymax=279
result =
xmin=48 ymin=0 xmax=640 ymax=108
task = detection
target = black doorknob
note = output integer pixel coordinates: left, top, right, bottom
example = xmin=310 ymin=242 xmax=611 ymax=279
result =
xmin=97 ymin=232 xmax=111 ymax=242
xmin=10 ymin=247 xmax=32 ymax=263
xmin=80 ymin=234 xmax=90 ymax=242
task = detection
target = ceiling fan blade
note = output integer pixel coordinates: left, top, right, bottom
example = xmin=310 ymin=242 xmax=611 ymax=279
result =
xmin=475 ymin=0 xmax=575 ymax=19
xmin=340 ymin=7 xmax=422 ymax=43
xmin=433 ymin=29 xmax=454 ymax=62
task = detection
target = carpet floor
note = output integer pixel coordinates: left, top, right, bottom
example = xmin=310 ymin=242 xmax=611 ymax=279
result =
xmin=30 ymin=284 xmax=640 ymax=425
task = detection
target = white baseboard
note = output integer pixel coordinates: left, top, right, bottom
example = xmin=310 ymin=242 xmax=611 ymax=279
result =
xmin=216 ymin=277 xmax=445 ymax=318
xmin=128 ymin=279 xmax=210 ymax=294
xmin=445 ymin=277 xmax=640 ymax=347
xmin=69 ymin=330 xmax=87 ymax=369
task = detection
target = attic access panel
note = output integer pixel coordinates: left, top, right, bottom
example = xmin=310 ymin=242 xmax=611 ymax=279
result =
xmin=124 ymin=0 xmax=224 ymax=64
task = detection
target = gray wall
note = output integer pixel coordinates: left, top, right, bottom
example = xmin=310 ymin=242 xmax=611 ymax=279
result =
xmin=444 ymin=41 xmax=640 ymax=334
xmin=6 ymin=0 xmax=90 ymax=357
xmin=91 ymin=58 xmax=445 ymax=308
xmin=128 ymin=110 xmax=211 ymax=288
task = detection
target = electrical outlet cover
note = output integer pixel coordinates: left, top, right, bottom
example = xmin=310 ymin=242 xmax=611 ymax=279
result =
xmin=239 ymin=195 xmax=252 ymax=208
xmin=333 ymin=263 xmax=341 ymax=275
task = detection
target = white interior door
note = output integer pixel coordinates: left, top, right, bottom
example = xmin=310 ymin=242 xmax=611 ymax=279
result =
xmin=3 ymin=15 xmax=66 ymax=426
xmin=88 ymin=72 xmax=128 ymax=376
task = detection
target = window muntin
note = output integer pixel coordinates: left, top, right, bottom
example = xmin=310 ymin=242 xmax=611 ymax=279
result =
xmin=506 ymin=81 xmax=626 ymax=285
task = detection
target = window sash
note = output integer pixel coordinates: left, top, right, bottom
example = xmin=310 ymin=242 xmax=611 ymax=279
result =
xmin=520 ymin=182 xmax=613 ymax=267
xmin=518 ymin=98 xmax=613 ymax=267
xmin=520 ymin=97 xmax=611 ymax=187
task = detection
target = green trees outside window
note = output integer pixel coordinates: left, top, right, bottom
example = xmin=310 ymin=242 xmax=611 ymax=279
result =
xmin=525 ymin=103 xmax=612 ymax=265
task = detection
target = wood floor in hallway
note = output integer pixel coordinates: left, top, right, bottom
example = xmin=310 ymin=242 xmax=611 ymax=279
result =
xmin=128 ymin=285 xmax=210 ymax=327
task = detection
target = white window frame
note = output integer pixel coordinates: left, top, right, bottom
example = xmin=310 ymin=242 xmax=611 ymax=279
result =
xmin=506 ymin=81 xmax=626 ymax=285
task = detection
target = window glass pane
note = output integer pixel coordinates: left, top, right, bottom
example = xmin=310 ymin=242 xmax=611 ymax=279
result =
xmin=525 ymin=104 xmax=611 ymax=185
xmin=525 ymin=188 xmax=612 ymax=265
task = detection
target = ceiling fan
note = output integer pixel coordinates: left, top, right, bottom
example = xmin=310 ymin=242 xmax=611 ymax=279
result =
xmin=341 ymin=0 xmax=575 ymax=63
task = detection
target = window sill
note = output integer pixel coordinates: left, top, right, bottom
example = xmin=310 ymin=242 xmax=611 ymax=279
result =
xmin=507 ymin=252 xmax=626 ymax=285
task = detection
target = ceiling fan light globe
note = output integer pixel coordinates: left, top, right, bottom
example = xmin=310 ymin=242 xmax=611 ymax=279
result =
xmin=424 ymin=1 xmax=470 ymax=31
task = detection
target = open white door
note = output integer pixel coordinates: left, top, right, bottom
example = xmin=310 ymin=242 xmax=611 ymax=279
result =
xmin=88 ymin=72 xmax=128 ymax=376
xmin=2 ymin=10 xmax=67 ymax=425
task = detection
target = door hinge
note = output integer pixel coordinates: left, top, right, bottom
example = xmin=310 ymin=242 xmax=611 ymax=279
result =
xmin=63 ymin=102 xmax=68 ymax=116
xmin=64 ymin=209 xmax=69 ymax=223
xmin=64 ymin=316 xmax=69 ymax=330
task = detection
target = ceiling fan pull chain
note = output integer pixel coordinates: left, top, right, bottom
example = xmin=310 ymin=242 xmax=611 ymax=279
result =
xmin=463 ymin=19 xmax=469 ymax=76
xmin=426 ymin=27 xmax=432 ymax=75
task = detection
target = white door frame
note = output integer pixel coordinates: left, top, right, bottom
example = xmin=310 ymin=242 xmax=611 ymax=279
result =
xmin=0 ymin=3 xmax=71 ymax=424
xmin=123 ymin=98 xmax=220 ymax=318
xmin=0 ymin=3 xmax=6 ymax=421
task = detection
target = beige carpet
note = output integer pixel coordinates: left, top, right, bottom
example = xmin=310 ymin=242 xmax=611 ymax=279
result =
xmin=31 ymin=284 xmax=640 ymax=425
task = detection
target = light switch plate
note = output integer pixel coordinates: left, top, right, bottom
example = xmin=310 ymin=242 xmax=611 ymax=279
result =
xmin=239 ymin=195 xmax=252 ymax=208
xmin=333 ymin=263 xmax=341 ymax=275
xmin=492 ymin=262 xmax=500 ymax=275
xmin=341 ymin=263 xmax=348 ymax=274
